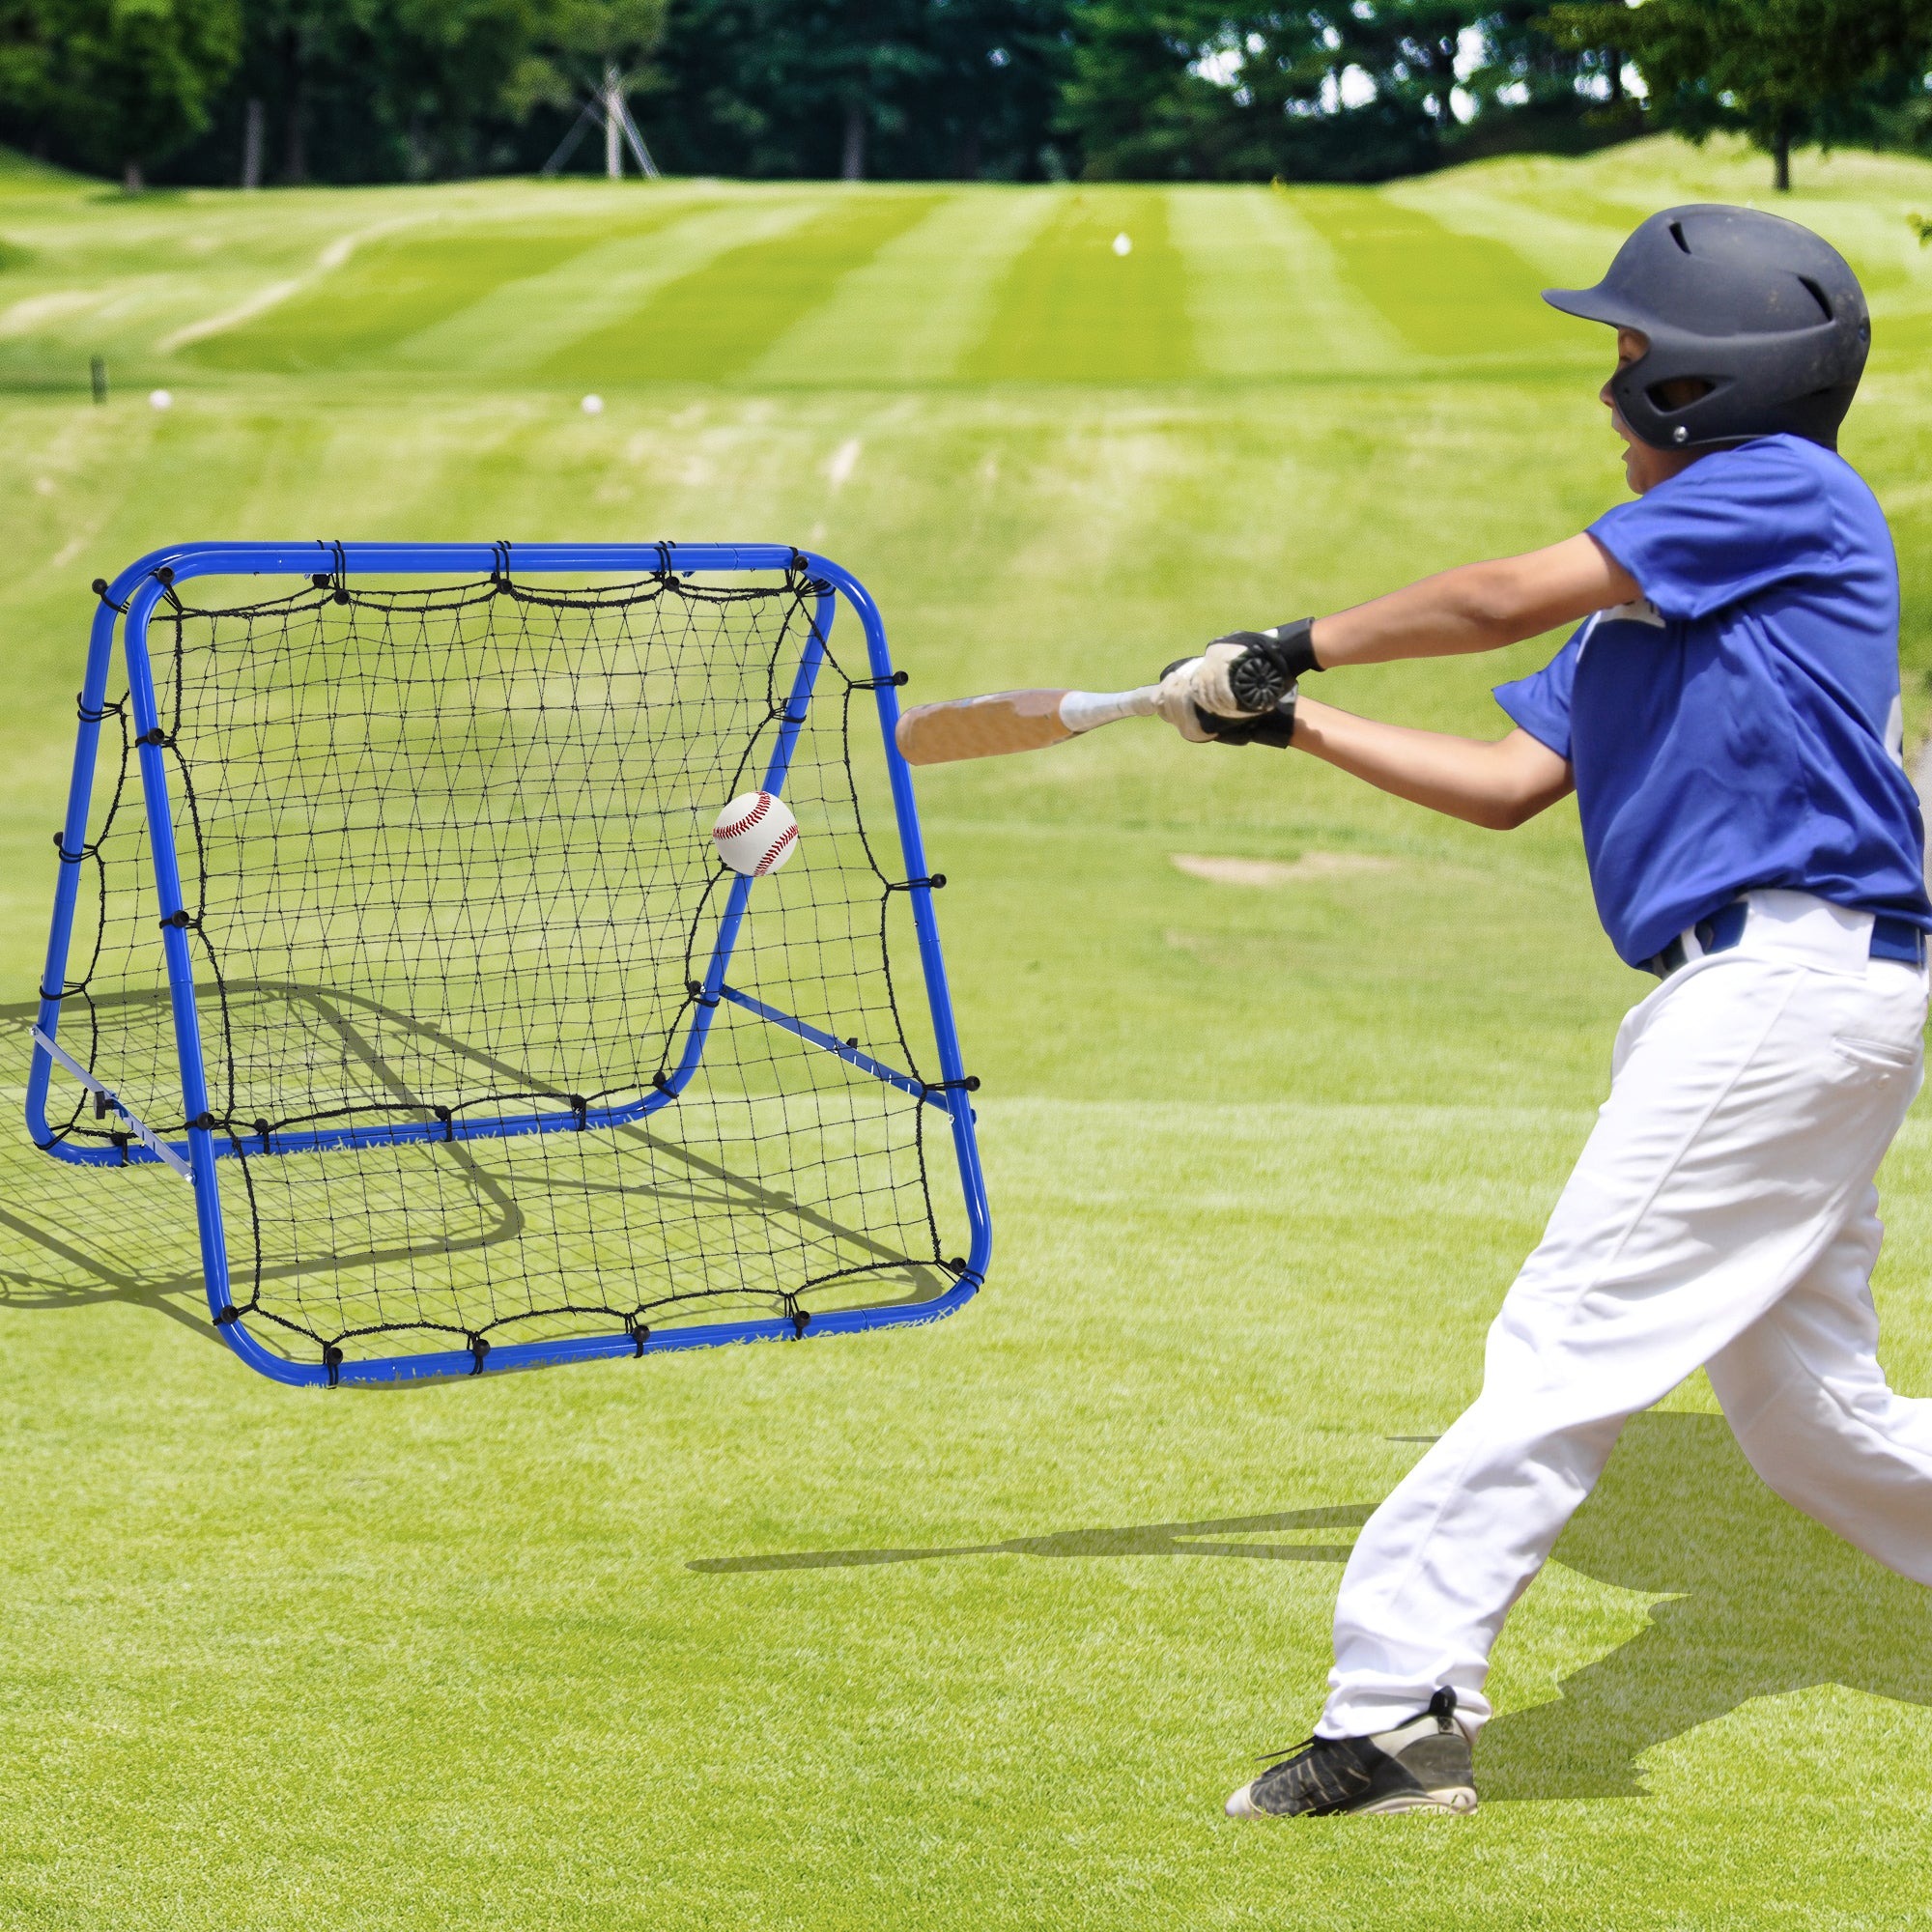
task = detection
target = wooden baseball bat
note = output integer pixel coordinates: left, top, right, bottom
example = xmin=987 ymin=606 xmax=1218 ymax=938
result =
xmin=895 ymin=685 xmax=1160 ymax=767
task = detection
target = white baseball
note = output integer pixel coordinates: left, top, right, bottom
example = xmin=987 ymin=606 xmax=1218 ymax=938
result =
xmin=711 ymin=791 xmax=799 ymax=876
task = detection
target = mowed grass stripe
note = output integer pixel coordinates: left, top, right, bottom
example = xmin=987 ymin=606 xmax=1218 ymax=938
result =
xmin=390 ymin=195 xmax=802 ymax=379
xmin=1167 ymin=185 xmax=1405 ymax=379
xmin=961 ymin=187 xmax=1196 ymax=383
xmin=184 ymin=229 xmax=592 ymax=375
xmin=750 ymin=189 xmax=1056 ymax=388
xmin=546 ymin=191 xmax=945 ymax=385
xmin=1291 ymin=186 xmax=1580 ymax=360
xmin=184 ymin=201 xmax=711 ymax=376
xmin=1389 ymin=175 xmax=1652 ymax=298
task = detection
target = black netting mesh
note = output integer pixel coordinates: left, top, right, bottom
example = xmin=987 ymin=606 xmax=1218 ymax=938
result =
xmin=36 ymin=565 xmax=964 ymax=1376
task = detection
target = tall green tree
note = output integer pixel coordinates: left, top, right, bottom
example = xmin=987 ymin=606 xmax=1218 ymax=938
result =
xmin=649 ymin=0 xmax=1070 ymax=180
xmin=160 ymin=0 xmax=658 ymax=185
xmin=1438 ymin=2 xmax=1636 ymax=164
xmin=1546 ymin=0 xmax=1932 ymax=190
xmin=642 ymin=0 xmax=936 ymax=180
xmin=1056 ymin=5 xmax=1332 ymax=181
xmin=1059 ymin=2 xmax=1610 ymax=182
xmin=919 ymin=0 xmax=1074 ymax=178
xmin=0 ymin=0 xmax=242 ymax=185
xmin=502 ymin=0 xmax=665 ymax=139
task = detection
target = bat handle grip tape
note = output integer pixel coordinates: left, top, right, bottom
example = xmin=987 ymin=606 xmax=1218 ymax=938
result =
xmin=1058 ymin=686 xmax=1160 ymax=735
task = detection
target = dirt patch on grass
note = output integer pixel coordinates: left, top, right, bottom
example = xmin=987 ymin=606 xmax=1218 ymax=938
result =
xmin=1169 ymin=851 xmax=1401 ymax=888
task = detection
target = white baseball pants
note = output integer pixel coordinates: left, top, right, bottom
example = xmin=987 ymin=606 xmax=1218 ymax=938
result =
xmin=1322 ymin=890 xmax=1932 ymax=1739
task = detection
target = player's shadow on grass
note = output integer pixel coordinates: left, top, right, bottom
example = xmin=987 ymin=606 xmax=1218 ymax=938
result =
xmin=1481 ymin=1408 xmax=1932 ymax=1801
xmin=696 ymin=1409 xmax=1932 ymax=1801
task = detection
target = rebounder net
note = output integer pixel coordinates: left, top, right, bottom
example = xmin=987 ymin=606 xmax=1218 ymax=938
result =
xmin=35 ymin=555 xmax=974 ymax=1378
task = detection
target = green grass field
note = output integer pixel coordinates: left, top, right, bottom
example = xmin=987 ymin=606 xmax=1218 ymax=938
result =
xmin=4 ymin=135 xmax=1932 ymax=1928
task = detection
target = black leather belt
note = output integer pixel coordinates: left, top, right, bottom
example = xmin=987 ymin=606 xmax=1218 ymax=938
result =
xmin=1641 ymin=901 xmax=1928 ymax=980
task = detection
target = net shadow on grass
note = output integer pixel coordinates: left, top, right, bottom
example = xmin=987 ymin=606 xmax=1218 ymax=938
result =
xmin=0 ymin=990 xmax=941 ymax=1365
xmin=1484 ymin=1409 xmax=1932 ymax=1802
xmin=1 ymin=1001 xmax=216 ymax=1338
xmin=0 ymin=1166 xmax=215 ymax=1339
xmin=688 ymin=1504 xmax=1373 ymax=1572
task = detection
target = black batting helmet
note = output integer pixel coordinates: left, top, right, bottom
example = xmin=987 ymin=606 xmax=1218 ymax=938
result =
xmin=1543 ymin=205 xmax=1870 ymax=452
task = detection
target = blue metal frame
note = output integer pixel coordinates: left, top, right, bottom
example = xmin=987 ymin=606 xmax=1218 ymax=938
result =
xmin=28 ymin=543 xmax=992 ymax=1386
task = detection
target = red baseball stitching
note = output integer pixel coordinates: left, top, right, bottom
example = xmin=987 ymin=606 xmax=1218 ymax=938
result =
xmin=754 ymin=822 xmax=799 ymax=874
xmin=713 ymin=793 xmax=774 ymax=841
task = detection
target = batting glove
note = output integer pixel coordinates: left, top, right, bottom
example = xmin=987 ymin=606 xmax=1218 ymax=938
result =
xmin=1188 ymin=619 xmax=1321 ymax=717
xmin=1154 ymin=657 xmax=1299 ymax=750
xmin=1154 ymin=657 xmax=1216 ymax=742
xmin=1184 ymin=640 xmax=1261 ymax=719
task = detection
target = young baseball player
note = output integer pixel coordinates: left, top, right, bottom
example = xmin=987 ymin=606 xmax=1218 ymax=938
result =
xmin=1154 ymin=205 xmax=1932 ymax=1818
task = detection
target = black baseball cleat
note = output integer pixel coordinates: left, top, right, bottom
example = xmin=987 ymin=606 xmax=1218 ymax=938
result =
xmin=1224 ymin=1689 xmax=1477 ymax=1818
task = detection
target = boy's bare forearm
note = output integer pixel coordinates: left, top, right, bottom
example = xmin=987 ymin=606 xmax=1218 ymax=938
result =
xmin=1292 ymin=697 xmax=1574 ymax=831
xmin=1308 ymin=533 xmax=1637 ymax=668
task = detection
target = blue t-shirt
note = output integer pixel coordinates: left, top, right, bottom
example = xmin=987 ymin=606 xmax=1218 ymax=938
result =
xmin=1493 ymin=435 xmax=1930 ymax=967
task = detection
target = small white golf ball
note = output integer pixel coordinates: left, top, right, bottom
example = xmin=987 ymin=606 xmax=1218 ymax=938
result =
xmin=1112 ymin=232 xmax=1132 ymax=257
xmin=148 ymin=389 xmax=173 ymax=410
xmin=581 ymin=393 xmax=605 ymax=415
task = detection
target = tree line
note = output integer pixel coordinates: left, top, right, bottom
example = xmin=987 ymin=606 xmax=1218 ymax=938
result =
xmin=0 ymin=0 xmax=1926 ymax=193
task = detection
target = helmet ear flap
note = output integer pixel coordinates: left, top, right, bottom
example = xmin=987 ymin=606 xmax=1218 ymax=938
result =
xmin=1609 ymin=348 xmax=1725 ymax=452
